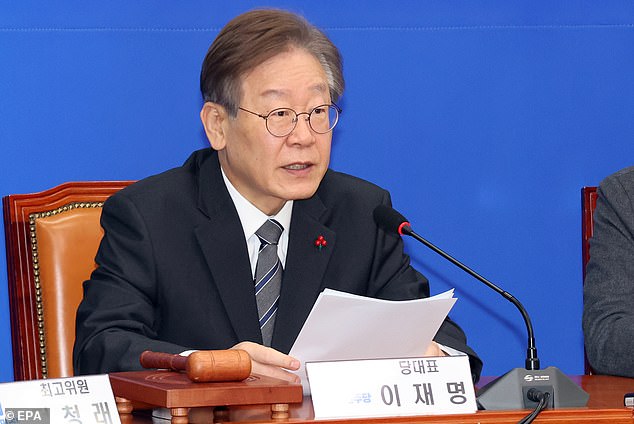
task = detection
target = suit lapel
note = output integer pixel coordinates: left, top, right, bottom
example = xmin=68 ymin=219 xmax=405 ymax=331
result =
xmin=193 ymin=151 xmax=262 ymax=344
xmin=273 ymin=195 xmax=336 ymax=353
xmin=191 ymin=150 xmax=337 ymax=351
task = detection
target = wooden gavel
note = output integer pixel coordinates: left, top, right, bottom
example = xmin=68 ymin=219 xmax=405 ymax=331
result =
xmin=140 ymin=349 xmax=252 ymax=382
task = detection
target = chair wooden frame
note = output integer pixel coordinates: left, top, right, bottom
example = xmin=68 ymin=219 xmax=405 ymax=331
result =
xmin=581 ymin=186 xmax=598 ymax=281
xmin=3 ymin=181 xmax=132 ymax=380
xmin=581 ymin=186 xmax=598 ymax=375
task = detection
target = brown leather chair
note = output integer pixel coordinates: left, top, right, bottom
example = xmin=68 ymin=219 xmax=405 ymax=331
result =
xmin=581 ymin=186 xmax=598 ymax=375
xmin=3 ymin=181 xmax=132 ymax=380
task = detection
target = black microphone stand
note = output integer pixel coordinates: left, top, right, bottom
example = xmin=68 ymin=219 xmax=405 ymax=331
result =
xmin=400 ymin=225 xmax=589 ymax=410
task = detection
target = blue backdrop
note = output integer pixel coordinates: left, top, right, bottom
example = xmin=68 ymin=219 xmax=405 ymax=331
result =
xmin=2 ymin=1 xmax=634 ymax=382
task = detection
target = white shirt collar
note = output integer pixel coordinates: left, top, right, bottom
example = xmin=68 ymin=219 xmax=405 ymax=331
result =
xmin=221 ymin=168 xmax=293 ymax=236
xmin=221 ymin=167 xmax=292 ymax=272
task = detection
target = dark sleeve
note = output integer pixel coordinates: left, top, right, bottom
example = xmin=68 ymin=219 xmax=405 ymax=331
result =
xmin=583 ymin=172 xmax=634 ymax=377
xmin=368 ymin=192 xmax=483 ymax=383
xmin=73 ymin=192 xmax=189 ymax=375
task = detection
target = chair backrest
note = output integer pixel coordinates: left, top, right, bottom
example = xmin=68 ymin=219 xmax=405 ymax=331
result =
xmin=3 ymin=181 xmax=132 ymax=380
xmin=581 ymin=186 xmax=598 ymax=375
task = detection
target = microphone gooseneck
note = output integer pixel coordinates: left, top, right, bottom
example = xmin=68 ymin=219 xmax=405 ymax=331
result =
xmin=373 ymin=204 xmax=589 ymax=410
xmin=373 ymin=204 xmax=540 ymax=371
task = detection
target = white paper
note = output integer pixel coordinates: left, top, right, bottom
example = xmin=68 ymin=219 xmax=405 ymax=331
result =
xmin=289 ymin=289 xmax=457 ymax=394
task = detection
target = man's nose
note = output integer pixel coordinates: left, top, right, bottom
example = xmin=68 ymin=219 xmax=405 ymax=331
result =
xmin=288 ymin=114 xmax=315 ymax=144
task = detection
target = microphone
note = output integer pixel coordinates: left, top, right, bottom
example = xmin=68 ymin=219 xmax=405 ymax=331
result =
xmin=373 ymin=205 xmax=539 ymax=370
xmin=373 ymin=204 xmax=589 ymax=410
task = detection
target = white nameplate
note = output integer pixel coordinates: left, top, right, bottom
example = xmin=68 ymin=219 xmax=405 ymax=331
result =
xmin=0 ymin=374 xmax=121 ymax=424
xmin=307 ymin=355 xmax=476 ymax=419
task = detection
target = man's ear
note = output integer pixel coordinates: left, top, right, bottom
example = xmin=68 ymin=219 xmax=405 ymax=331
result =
xmin=200 ymin=102 xmax=228 ymax=150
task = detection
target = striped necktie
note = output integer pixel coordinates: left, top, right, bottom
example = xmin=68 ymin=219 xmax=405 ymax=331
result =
xmin=254 ymin=219 xmax=283 ymax=346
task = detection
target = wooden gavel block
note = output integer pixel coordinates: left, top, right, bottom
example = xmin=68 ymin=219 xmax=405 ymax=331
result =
xmin=140 ymin=349 xmax=252 ymax=382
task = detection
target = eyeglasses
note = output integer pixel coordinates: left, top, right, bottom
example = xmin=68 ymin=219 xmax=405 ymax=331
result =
xmin=238 ymin=103 xmax=342 ymax=137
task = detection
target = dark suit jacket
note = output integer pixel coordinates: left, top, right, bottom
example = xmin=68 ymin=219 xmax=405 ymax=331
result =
xmin=583 ymin=166 xmax=634 ymax=377
xmin=73 ymin=148 xmax=482 ymax=381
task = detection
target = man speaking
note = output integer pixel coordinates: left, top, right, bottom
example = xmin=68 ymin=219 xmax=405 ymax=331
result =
xmin=73 ymin=8 xmax=482 ymax=384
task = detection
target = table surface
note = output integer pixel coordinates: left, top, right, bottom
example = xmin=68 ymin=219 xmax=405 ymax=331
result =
xmin=127 ymin=374 xmax=634 ymax=423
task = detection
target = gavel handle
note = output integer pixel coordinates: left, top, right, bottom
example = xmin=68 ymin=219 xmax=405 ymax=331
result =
xmin=140 ymin=349 xmax=253 ymax=382
xmin=140 ymin=351 xmax=188 ymax=371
